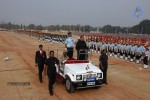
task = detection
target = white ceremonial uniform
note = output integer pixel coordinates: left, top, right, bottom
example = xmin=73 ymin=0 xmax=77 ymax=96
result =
xmin=97 ymin=42 xmax=102 ymax=53
xmin=136 ymin=46 xmax=143 ymax=63
xmin=109 ymin=43 xmax=114 ymax=56
xmin=114 ymin=44 xmax=118 ymax=57
xmin=101 ymin=43 xmax=107 ymax=50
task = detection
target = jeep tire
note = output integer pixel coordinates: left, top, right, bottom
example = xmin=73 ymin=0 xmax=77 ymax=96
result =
xmin=65 ymin=77 xmax=75 ymax=93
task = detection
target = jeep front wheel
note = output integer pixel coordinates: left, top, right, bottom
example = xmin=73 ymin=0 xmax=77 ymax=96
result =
xmin=65 ymin=77 xmax=75 ymax=93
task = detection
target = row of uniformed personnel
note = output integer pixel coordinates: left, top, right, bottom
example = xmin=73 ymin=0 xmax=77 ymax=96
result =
xmin=86 ymin=39 xmax=150 ymax=68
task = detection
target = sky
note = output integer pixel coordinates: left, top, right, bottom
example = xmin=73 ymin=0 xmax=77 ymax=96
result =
xmin=0 ymin=0 xmax=150 ymax=27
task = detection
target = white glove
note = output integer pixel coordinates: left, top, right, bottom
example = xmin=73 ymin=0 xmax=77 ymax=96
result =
xmin=62 ymin=60 xmax=67 ymax=63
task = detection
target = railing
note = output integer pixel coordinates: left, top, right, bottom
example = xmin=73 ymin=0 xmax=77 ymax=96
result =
xmin=65 ymin=60 xmax=89 ymax=64
xmin=47 ymin=48 xmax=93 ymax=60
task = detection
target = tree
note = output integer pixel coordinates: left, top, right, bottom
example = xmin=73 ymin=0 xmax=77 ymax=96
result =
xmin=84 ymin=25 xmax=91 ymax=32
xmin=28 ymin=24 xmax=35 ymax=30
xmin=36 ymin=25 xmax=43 ymax=31
xmin=129 ymin=19 xmax=150 ymax=34
xmin=102 ymin=25 xmax=113 ymax=33
xmin=7 ymin=22 xmax=12 ymax=30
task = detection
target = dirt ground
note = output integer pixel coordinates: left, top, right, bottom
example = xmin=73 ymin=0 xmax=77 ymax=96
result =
xmin=0 ymin=31 xmax=150 ymax=100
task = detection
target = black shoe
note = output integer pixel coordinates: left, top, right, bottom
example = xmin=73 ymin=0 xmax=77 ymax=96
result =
xmin=50 ymin=91 xmax=53 ymax=96
xmin=40 ymin=79 xmax=43 ymax=83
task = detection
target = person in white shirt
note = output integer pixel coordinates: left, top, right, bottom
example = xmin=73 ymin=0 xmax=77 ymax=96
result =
xmin=65 ymin=32 xmax=75 ymax=58
xmin=135 ymin=42 xmax=143 ymax=64
xmin=130 ymin=43 xmax=137 ymax=62
xmin=113 ymin=43 xmax=118 ymax=57
xmin=97 ymin=41 xmax=102 ymax=54
xmin=143 ymin=42 xmax=150 ymax=68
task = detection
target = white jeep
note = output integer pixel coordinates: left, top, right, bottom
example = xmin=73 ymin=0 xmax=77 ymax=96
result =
xmin=56 ymin=60 xmax=103 ymax=93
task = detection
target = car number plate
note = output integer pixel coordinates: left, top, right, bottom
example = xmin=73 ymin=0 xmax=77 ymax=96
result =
xmin=87 ymin=82 xmax=95 ymax=86
xmin=87 ymin=77 xmax=95 ymax=82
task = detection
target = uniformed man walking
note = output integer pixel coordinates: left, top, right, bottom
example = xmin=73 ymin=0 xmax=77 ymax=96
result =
xmin=44 ymin=50 xmax=59 ymax=96
xmin=99 ymin=49 xmax=108 ymax=85
xmin=35 ymin=44 xmax=47 ymax=83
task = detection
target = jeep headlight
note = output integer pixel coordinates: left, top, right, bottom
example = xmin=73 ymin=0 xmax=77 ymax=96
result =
xmin=76 ymin=75 xmax=82 ymax=80
xmin=97 ymin=73 xmax=102 ymax=78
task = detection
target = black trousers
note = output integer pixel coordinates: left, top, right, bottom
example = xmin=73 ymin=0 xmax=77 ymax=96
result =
xmin=97 ymin=47 xmax=100 ymax=51
xmin=100 ymin=66 xmax=108 ymax=83
xmin=67 ymin=48 xmax=73 ymax=58
xmin=94 ymin=45 xmax=96 ymax=50
xmin=38 ymin=63 xmax=44 ymax=81
xmin=114 ymin=51 xmax=117 ymax=55
xmin=90 ymin=45 xmax=93 ymax=49
xmin=130 ymin=53 xmax=135 ymax=59
xmin=136 ymin=55 xmax=141 ymax=60
xmin=124 ymin=51 xmax=128 ymax=57
xmin=143 ymin=56 xmax=148 ymax=65
xmin=120 ymin=51 xmax=123 ymax=56
xmin=109 ymin=50 xmax=113 ymax=53
xmin=47 ymin=71 xmax=56 ymax=92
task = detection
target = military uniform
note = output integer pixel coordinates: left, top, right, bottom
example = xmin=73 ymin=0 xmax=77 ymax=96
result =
xmin=130 ymin=44 xmax=137 ymax=62
xmin=120 ymin=44 xmax=126 ymax=59
xmin=108 ymin=42 xmax=114 ymax=56
xmin=90 ymin=41 xmax=94 ymax=51
xmin=97 ymin=41 xmax=102 ymax=53
xmin=135 ymin=44 xmax=143 ymax=64
xmin=99 ymin=51 xmax=108 ymax=84
xmin=101 ymin=42 xmax=107 ymax=51
xmin=93 ymin=41 xmax=97 ymax=53
xmin=65 ymin=35 xmax=75 ymax=57
xmin=124 ymin=44 xmax=130 ymax=60
xmin=117 ymin=43 xmax=121 ymax=57
xmin=143 ymin=47 xmax=149 ymax=68
xmin=113 ymin=43 xmax=118 ymax=57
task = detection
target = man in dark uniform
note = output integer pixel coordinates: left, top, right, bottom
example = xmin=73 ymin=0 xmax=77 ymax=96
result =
xmin=35 ymin=44 xmax=47 ymax=83
xmin=99 ymin=49 xmax=108 ymax=85
xmin=44 ymin=50 xmax=59 ymax=96
xmin=76 ymin=35 xmax=88 ymax=60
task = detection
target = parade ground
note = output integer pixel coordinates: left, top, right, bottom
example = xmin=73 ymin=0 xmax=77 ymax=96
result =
xmin=0 ymin=31 xmax=150 ymax=100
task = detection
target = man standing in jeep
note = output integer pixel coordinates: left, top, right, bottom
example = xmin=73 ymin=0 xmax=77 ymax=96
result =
xmin=76 ymin=35 xmax=88 ymax=60
xmin=65 ymin=32 xmax=75 ymax=58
